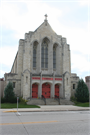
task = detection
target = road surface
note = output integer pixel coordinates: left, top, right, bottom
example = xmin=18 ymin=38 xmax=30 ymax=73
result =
xmin=0 ymin=111 xmax=90 ymax=135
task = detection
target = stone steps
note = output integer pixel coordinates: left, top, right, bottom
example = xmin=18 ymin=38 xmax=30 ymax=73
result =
xmin=60 ymin=99 xmax=75 ymax=105
xmin=27 ymin=98 xmax=74 ymax=105
xmin=27 ymin=99 xmax=45 ymax=105
xmin=46 ymin=99 xmax=59 ymax=105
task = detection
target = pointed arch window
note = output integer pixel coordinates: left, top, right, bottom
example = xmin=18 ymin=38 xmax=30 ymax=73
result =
xmin=53 ymin=46 xmax=56 ymax=69
xmin=33 ymin=44 xmax=37 ymax=68
xmin=41 ymin=41 xmax=48 ymax=69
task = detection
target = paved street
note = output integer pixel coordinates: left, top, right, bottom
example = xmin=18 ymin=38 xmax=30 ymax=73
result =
xmin=0 ymin=111 xmax=90 ymax=135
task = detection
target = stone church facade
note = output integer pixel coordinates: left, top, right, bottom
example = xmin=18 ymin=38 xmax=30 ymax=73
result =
xmin=4 ymin=16 xmax=79 ymax=100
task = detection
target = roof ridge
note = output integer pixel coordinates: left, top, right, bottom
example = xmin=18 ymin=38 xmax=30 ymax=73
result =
xmin=34 ymin=21 xmax=44 ymax=32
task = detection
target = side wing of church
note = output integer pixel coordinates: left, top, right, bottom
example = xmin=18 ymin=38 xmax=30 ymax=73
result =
xmin=4 ymin=16 xmax=79 ymax=101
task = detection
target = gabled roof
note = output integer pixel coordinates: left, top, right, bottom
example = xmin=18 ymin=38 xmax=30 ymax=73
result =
xmin=34 ymin=22 xmax=44 ymax=32
xmin=34 ymin=20 xmax=57 ymax=35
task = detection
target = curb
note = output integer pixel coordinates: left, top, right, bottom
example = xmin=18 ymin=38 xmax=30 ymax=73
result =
xmin=3 ymin=110 xmax=17 ymax=112
xmin=3 ymin=109 xmax=90 ymax=113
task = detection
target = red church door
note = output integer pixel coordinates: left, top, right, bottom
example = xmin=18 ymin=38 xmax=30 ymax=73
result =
xmin=42 ymin=83 xmax=50 ymax=98
xmin=55 ymin=84 xmax=59 ymax=98
xmin=32 ymin=84 xmax=38 ymax=98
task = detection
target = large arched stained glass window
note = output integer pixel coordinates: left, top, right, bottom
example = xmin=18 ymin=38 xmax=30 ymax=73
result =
xmin=33 ymin=44 xmax=37 ymax=68
xmin=41 ymin=41 xmax=48 ymax=69
xmin=53 ymin=45 xmax=56 ymax=69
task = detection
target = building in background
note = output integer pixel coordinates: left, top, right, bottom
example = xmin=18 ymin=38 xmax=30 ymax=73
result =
xmin=0 ymin=78 xmax=4 ymax=98
xmin=4 ymin=15 xmax=79 ymax=102
xmin=85 ymin=76 xmax=90 ymax=93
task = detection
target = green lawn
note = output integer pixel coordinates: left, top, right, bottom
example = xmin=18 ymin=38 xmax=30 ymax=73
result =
xmin=74 ymin=102 xmax=89 ymax=107
xmin=1 ymin=103 xmax=40 ymax=109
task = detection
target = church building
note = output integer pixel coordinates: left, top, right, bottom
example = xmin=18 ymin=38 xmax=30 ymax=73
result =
xmin=4 ymin=15 xmax=79 ymax=101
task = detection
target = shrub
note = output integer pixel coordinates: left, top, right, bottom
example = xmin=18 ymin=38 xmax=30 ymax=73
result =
xmin=8 ymin=97 xmax=17 ymax=103
xmin=75 ymin=79 xmax=89 ymax=102
xmin=4 ymin=82 xmax=15 ymax=101
xmin=1 ymin=97 xmax=6 ymax=103
xmin=19 ymin=97 xmax=28 ymax=104
xmin=4 ymin=82 xmax=17 ymax=103
xmin=70 ymin=96 xmax=77 ymax=102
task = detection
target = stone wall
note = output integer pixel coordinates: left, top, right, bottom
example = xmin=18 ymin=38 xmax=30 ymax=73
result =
xmin=11 ymin=52 xmax=18 ymax=73
xmin=4 ymin=73 xmax=21 ymax=97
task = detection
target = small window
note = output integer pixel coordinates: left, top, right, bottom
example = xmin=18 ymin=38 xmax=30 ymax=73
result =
xmin=33 ymin=43 xmax=37 ymax=68
xmin=53 ymin=64 xmax=56 ymax=69
xmin=45 ymin=63 xmax=48 ymax=68
xmin=53 ymin=46 xmax=56 ymax=69
xmin=73 ymin=84 xmax=75 ymax=89
xmin=13 ymin=82 xmax=15 ymax=88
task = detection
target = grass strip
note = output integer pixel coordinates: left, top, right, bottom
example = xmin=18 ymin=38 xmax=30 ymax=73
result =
xmin=1 ymin=103 xmax=40 ymax=109
xmin=74 ymin=102 xmax=89 ymax=107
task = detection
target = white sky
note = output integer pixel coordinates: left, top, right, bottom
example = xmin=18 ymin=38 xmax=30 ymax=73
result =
xmin=0 ymin=0 xmax=90 ymax=81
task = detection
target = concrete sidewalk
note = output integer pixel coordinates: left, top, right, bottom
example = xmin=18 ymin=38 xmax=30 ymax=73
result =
xmin=1 ymin=105 xmax=90 ymax=112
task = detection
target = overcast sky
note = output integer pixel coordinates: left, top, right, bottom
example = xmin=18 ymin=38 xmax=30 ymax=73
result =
xmin=0 ymin=0 xmax=90 ymax=81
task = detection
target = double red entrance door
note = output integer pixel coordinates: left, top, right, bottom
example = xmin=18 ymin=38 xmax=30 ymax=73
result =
xmin=55 ymin=84 xmax=59 ymax=98
xmin=32 ymin=84 xmax=38 ymax=98
xmin=42 ymin=83 xmax=50 ymax=98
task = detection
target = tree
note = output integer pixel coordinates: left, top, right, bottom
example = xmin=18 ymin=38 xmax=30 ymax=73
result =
xmin=4 ymin=82 xmax=15 ymax=102
xmin=75 ymin=79 xmax=89 ymax=102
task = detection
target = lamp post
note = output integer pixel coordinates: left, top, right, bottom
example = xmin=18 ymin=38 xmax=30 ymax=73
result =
xmin=16 ymin=97 xmax=21 ymax=116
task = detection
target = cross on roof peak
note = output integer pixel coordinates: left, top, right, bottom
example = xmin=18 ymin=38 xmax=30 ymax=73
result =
xmin=44 ymin=14 xmax=48 ymax=20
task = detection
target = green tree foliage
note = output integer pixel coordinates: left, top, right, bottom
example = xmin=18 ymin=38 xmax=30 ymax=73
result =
xmin=4 ymin=82 xmax=16 ymax=103
xmin=75 ymin=79 xmax=89 ymax=102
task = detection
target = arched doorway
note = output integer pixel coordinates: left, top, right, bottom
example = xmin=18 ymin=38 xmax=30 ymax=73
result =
xmin=42 ymin=83 xmax=50 ymax=98
xmin=32 ymin=83 xmax=38 ymax=98
xmin=55 ymin=84 xmax=59 ymax=98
